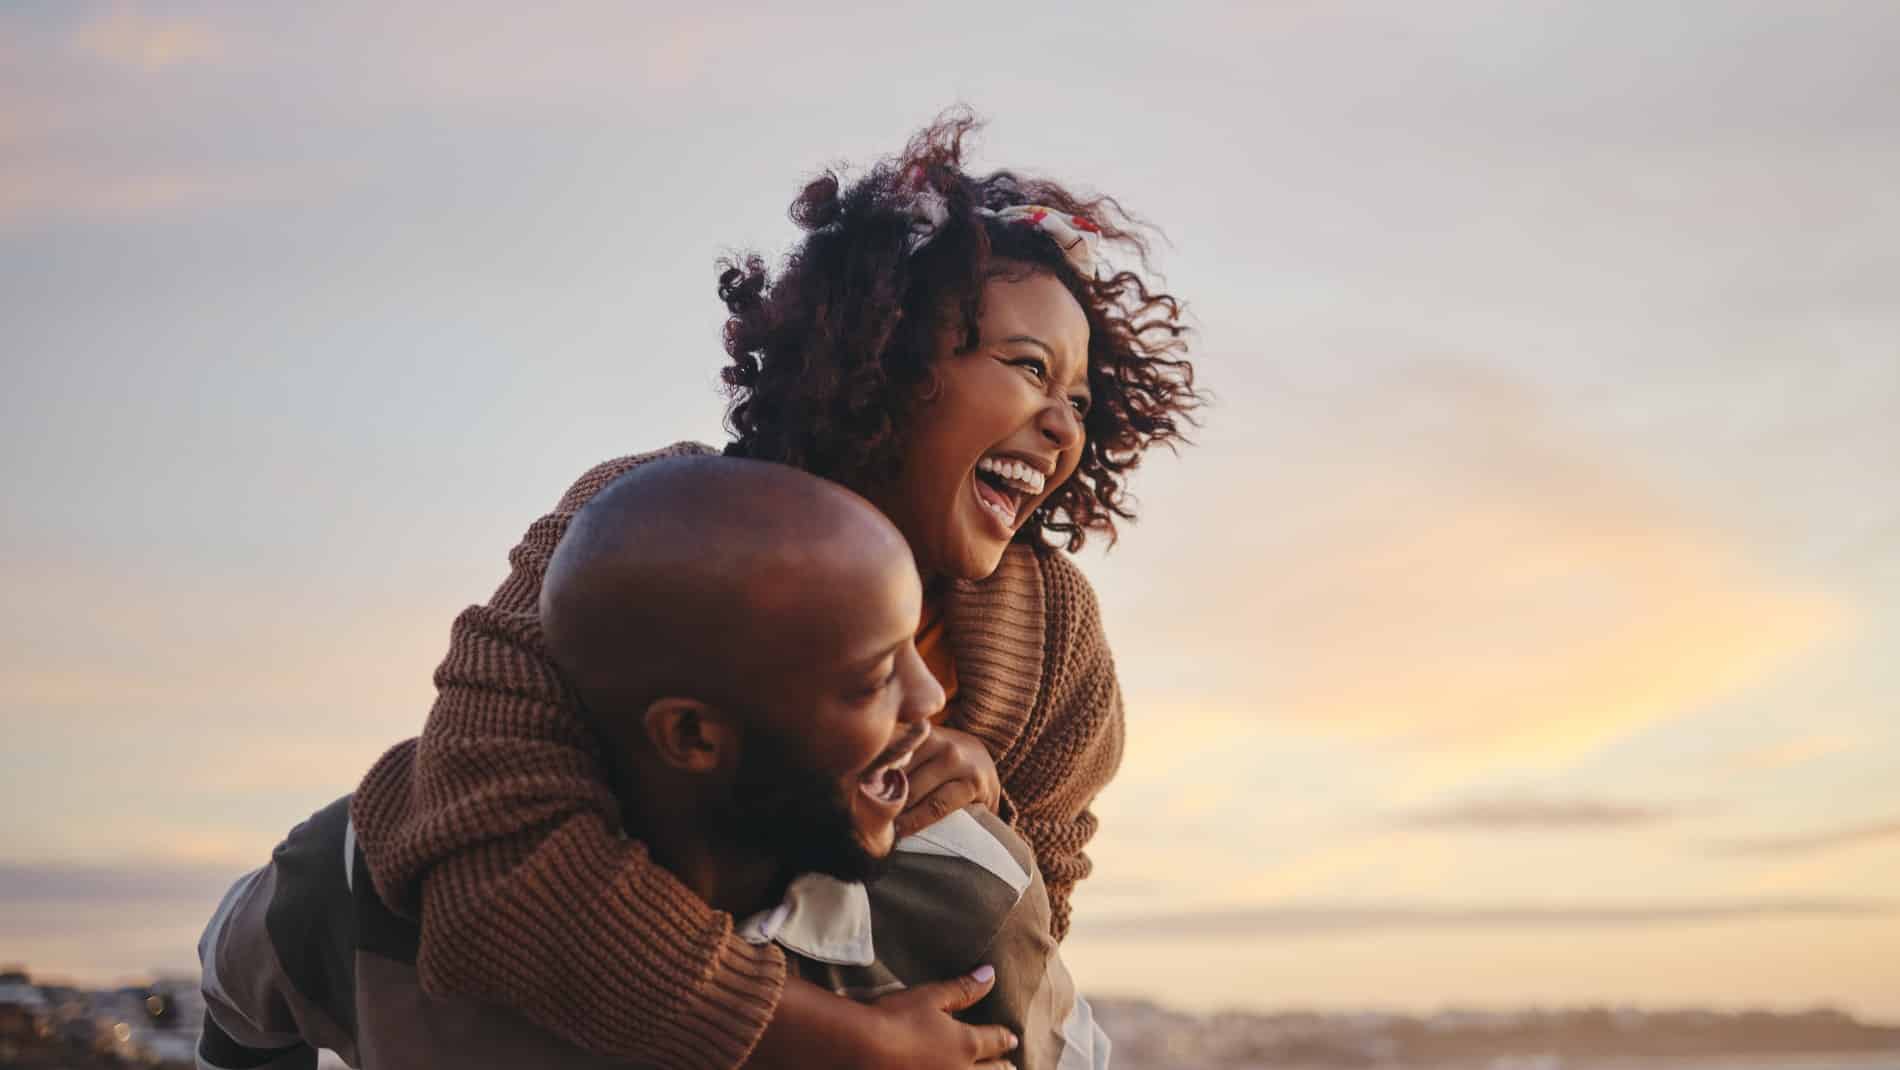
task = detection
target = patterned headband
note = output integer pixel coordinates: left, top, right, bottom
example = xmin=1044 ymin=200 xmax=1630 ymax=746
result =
xmin=903 ymin=188 xmax=1103 ymax=276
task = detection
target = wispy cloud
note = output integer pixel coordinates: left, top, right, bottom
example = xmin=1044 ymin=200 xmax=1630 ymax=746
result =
xmin=1723 ymin=733 xmax=1861 ymax=775
xmin=0 ymin=860 xmax=242 ymax=905
xmin=1228 ymin=834 xmax=1457 ymax=903
xmin=68 ymin=7 xmax=223 ymax=71
xmin=1075 ymin=898 xmax=1898 ymax=941
xmin=348 ymin=7 xmax=780 ymax=103
xmin=1710 ymin=818 xmax=1900 ymax=858
xmin=0 ymin=9 xmax=341 ymax=230
xmin=1398 ymin=794 xmax=1692 ymax=830
xmin=0 ymin=165 xmax=344 ymax=228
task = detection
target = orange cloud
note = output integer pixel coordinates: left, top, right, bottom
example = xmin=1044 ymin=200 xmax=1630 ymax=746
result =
xmin=1120 ymin=361 xmax=1849 ymax=790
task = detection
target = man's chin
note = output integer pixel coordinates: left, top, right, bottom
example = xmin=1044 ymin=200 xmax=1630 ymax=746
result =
xmin=812 ymin=841 xmax=892 ymax=885
xmin=860 ymin=823 xmax=897 ymax=859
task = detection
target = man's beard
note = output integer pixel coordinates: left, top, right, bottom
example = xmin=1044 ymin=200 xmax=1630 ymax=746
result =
xmin=714 ymin=723 xmax=892 ymax=886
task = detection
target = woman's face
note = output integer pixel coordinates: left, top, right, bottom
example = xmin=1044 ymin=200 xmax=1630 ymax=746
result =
xmin=872 ymin=263 xmax=1092 ymax=581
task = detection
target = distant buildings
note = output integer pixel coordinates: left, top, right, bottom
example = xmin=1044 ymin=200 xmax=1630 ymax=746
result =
xmin=0 ymin=967 xmax=202 ymax=1068
xmin=5 ymin=964 xmax=1898 ymax=1070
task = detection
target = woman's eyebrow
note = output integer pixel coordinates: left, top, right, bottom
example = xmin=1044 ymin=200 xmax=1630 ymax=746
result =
xmin=1004 ymin=334 xmax=1088 ymax=389
xmin=1001 ymin=334 xmax=1055 ymax=358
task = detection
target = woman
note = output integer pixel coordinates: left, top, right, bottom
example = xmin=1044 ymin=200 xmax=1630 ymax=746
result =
xmin=350 ymin=111 xmax=1199 ymax=1069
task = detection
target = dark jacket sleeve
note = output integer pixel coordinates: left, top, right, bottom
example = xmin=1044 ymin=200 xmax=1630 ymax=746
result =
xmin=197 ymin=799 xmax=362 ymax=1070
xmin=198 ymin=864 xmax=322 ymax=1070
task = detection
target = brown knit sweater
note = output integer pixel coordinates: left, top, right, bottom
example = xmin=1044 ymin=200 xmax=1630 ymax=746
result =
xmin=350 ymin=443 xmax=1126 ymax=1068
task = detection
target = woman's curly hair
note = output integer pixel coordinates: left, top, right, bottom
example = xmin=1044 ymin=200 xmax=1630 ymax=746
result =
xmin=718 ymin=108 xmax=1201 ymax=552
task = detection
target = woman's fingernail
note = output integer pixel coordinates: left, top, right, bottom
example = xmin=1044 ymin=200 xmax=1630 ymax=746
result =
xmin=972 ymin=964 xmax=995 ymax=983
xmin=1006 ymin=1034 xmax=1020 ymax=1049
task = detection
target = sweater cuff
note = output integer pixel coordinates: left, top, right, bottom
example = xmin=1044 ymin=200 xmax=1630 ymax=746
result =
xmin=676 ymin=933 xmax=788 ymax=1070
xmin=526 ymin=820 xmax=790 ymax=1069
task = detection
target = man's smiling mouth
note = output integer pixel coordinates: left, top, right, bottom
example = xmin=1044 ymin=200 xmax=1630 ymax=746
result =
xmin=858 ymin=724 xmax=930 ymax=807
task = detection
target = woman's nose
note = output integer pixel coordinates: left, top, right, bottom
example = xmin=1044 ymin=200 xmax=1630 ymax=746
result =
xmin=1037 ymin=396 xmax=1084 ymax=451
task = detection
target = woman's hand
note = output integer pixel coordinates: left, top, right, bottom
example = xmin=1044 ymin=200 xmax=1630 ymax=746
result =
xmin=895 ymin=723 xmax=1001 ymax=839
xmin=866 ymin=967 xmax=1019 ymax=1069
xmin=745 ymin=970 xmax=1018 ymax=1070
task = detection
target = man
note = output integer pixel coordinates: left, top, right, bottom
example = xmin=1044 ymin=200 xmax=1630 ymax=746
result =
xmin=197 ymin=457 xmax=1108 ymax=1069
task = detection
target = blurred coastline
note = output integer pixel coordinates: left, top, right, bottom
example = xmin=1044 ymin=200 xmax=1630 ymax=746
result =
xmin=1092 ymin=996 xmax=1900 ymax=1070
xmin=5 ymin=965 xmax=1897 ymax=1070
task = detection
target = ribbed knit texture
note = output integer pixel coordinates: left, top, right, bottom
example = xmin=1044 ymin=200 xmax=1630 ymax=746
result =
xmin=350 ymin=442 xmax=1125 ymax=1066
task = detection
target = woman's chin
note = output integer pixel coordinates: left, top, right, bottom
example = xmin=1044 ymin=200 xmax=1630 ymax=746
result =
xmin=944 ymin=539 xmax=1010 ymax=581
xmin=913 ymin=524 xmax=1009 ymax=581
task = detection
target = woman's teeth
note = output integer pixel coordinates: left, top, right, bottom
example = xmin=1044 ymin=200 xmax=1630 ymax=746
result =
xmin=974 ymin=456 xmax=1046 ymax=531
xmin=976 ymin=456 xmax=1046 ymax=495
xmin=974 ymin=479 xmax=1018 ymax=528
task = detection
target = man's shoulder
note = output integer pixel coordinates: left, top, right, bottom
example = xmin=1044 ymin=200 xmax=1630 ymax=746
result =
xmin=896 ymin=806 xmax=1036 ymax=896
xmin=268 ymin=795 xmax=355 ymax=914
xmin=859 ymin=807 xmax=1051 ymax=983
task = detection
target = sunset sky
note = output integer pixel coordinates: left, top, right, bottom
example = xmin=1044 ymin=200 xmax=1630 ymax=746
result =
xmin=4 ymin=1 xmax=1898 ymax=1020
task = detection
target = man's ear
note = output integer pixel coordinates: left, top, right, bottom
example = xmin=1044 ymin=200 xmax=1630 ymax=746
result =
xmin=641 ymin=698 xmax=735 ymax=774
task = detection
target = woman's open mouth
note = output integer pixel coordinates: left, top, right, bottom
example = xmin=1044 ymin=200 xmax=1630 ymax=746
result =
xmin=971 ymin=455 xmax=1047 ymax=534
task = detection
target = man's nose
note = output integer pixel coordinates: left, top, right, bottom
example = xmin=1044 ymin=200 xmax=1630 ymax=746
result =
xmin=901 ymin=646 xmax=946 ymax=723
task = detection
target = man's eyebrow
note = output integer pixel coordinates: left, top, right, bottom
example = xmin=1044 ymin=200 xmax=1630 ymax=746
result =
xmin=847 ymin=636 xmax=909 ymax=673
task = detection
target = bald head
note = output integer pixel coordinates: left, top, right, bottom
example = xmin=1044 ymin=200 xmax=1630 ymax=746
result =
xmin=541 ymin=456 xmax=914 ymax=736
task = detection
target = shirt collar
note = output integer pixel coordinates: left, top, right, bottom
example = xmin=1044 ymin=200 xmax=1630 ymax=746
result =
xmin=736 ymin=873 xmax=876 ymax=966
xmin=731 ymin=809 xmax=1028 ymax=967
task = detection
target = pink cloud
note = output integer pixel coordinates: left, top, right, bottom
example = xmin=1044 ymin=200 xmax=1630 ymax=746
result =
xmin=68 ymin=7 xmax=223 ymax=71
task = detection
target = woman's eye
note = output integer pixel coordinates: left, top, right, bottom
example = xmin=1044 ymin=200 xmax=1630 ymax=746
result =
xmin=1007 ymin=356 xmax=1048 ymax=380
xmin=1069 ymin=395 xmax=1091 ymax=417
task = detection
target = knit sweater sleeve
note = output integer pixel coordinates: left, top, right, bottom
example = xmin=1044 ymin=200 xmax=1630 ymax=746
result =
xmin=348 ymin=443 xmax=788 ymax=1068
xmin=1005 ymin=551 xmax=1126 ymax=942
